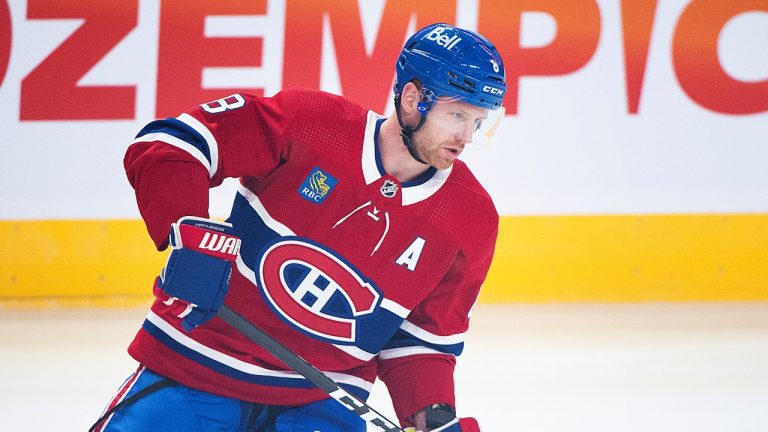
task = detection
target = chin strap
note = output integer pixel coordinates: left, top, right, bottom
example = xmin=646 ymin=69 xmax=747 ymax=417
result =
xmin=394 ymin=93 xmax=428 ymax=165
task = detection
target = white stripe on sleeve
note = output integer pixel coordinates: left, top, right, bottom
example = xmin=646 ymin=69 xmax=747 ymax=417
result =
xmin=176 ymin=113 xmax=220 ymax=177
xmin=399 ymin=320 xmax=466 ymax=346
xmin=378 ymin=345 xmax=451 ymax=360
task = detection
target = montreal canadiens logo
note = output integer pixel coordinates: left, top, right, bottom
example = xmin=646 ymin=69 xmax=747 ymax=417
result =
xmin=257 ymin=238 xmax=381 ymax=344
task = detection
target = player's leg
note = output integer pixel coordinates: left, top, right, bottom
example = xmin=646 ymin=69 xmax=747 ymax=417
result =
xmin=271 ymin=397 xmax=367 ymax=431
xmin=92 ymin=366 xmax=246 ymax=432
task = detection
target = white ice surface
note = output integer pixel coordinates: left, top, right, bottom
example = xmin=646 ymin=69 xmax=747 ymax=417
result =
xmin=1 ymin=303 xmax=767 ymax=431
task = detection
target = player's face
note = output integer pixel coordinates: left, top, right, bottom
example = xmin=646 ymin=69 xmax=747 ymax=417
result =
xmin=412 ymin=99 xmax=489 ymax=169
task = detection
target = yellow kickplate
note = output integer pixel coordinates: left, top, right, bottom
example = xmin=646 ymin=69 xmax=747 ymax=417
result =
xmin=483 ymin=214 xmax=768 ymax=302
xmin=1 ymin=215 xmax=767 ymax=306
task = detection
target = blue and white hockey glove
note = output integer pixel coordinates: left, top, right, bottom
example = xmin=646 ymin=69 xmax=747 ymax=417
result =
xmin=158 ymin=216 xmax=241 ymax=331
xmin=404 ymin=404 xmax=481 ymax=432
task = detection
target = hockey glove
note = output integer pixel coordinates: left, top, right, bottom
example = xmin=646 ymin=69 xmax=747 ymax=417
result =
xmin=158 ymin=216 xmax=241 ymax=331
xmin=404 ymin=404 xmax=481 ymax=432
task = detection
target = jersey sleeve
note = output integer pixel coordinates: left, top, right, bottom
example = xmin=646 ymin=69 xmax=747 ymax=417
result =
xmin=378 ymin=215 xmax=499 ymax=425
xmin=124 ymin=91 xmax=299 ymax=249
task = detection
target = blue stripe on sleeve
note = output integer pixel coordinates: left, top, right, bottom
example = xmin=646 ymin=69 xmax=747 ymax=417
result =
xmin=135 ymin=118 xmax=212 ymax=166
xmin=355 ymin=309 xmax=405 ymax=354
xmin=382 ymin=328 xmax=464 ymax=357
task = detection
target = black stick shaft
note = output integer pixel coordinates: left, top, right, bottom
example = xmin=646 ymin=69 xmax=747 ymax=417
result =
xmin=217 ymin=304 xmax=404 ymax=432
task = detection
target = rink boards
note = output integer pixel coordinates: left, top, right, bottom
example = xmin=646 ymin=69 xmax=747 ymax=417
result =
xmin=2 ymin=2 xmax=767 ymax=306
xmin=2 ymin=214 xmax=766 ymax=306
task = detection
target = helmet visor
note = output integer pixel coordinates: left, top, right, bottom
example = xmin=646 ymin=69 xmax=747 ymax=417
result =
xmin=422 ymin=96 xmax=506 ymax=147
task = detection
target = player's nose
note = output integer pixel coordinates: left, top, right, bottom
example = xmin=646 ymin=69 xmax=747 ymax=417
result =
xmin=455 ymin=125 xmax=473 ymax=145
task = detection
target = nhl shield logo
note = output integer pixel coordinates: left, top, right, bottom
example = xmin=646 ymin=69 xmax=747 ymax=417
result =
xmin=380 ymin=179 xmax=398 ymax=198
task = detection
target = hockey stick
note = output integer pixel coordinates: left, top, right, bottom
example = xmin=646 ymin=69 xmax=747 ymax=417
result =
xmin=217 ymin=304 xmax=404 ymax=432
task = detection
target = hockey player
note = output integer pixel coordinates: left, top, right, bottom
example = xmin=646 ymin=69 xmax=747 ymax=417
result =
xmin=92 ymin=22 xmax=506 ymax=432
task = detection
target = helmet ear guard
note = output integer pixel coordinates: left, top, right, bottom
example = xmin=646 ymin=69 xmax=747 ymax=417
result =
xmin=416 ymin=101 xmax=429 ymax=116
xmin=393 ymin=90 xmax=428 ymax=164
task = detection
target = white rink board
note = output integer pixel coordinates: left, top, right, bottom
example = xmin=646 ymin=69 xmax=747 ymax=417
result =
xmin=2 ymin=303 xmax=768 ymax=431
xmin=1 ymin=0 xmax=767 ymax=219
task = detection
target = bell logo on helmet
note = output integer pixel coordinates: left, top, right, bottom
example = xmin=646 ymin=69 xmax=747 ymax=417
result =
xmin=423 ymin=26 xmax=461 ymax=50
xmin=395 ymin=24 xmax=507 ymax=111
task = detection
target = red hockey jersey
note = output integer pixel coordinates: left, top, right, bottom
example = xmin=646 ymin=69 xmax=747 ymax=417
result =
xmin=124 ymin=88 xmax=499 ymax=422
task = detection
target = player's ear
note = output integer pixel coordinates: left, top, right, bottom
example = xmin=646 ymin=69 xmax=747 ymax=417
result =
xmin=400 ymin=81 xmax=421 ymax=115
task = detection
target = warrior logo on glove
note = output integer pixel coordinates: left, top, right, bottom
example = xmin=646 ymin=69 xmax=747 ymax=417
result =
xmin=176 ymin=220 xmax=241 ymax=259
xmin=158 ymin=217 xmax=240 ymax=331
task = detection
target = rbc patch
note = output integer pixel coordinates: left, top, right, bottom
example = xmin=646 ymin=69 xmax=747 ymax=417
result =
xmin=298 ymin=166 xmax=338 ymax=204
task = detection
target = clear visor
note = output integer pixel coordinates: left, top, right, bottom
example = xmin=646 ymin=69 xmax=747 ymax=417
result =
xmin=422 ymin=97 xmax=506 ymax=147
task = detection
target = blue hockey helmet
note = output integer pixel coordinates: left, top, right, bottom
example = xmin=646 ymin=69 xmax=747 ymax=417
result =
xmin=394 ymin=23 xmax=506 ymax=112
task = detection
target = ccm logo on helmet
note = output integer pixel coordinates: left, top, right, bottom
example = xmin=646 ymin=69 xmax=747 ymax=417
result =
xmin=257 ymin=238 xmax=381 ymax=344
xmin=423 ymin=26 xmax=461 ymax=50
xmin=483 ymin=85 xmax=505 ymax=96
